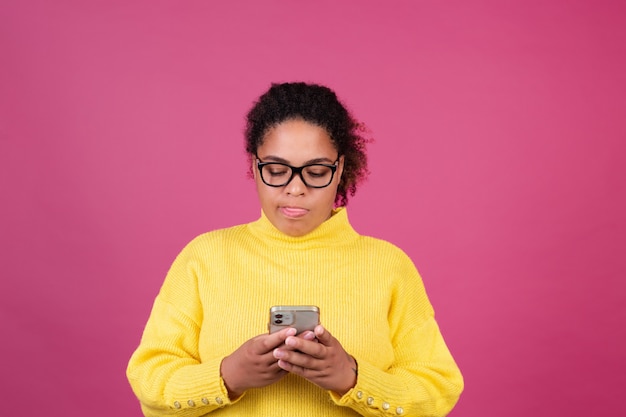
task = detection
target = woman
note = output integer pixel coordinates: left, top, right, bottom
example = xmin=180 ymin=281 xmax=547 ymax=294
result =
xmin=127 ymin=82 xmax=463 ymax=416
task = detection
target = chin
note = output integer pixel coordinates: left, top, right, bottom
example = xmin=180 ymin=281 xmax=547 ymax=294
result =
xmin=278 ymin=220 xmax=313 ymax=237
xmin=282 ymin=225 xmax=309 ymax=237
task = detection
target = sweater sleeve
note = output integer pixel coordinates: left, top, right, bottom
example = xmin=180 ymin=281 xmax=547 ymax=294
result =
xmin=126 ymin=241 xmax=239 ymax=416
xmin=330 ymin=252 xmax=464 ymax=417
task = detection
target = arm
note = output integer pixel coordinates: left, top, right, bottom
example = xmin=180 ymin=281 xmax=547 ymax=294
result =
xmin=333 ymin=316 xmax=464 ymax=416
xmin=126 ymin=243 xmax=294 ymax=416
xmin=333 ymin=257 xmax=464 ymax=417
xmin=273 ymin=254 xmax=464 ymax=416
xmin=126 ymin=279 xmax=231 ymax=417
xmin=273 ymin=319 xmax=462 ymax=417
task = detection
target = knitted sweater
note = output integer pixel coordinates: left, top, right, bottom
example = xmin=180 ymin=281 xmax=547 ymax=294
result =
xmin=127 ymin=208 xmax=463 ymax=416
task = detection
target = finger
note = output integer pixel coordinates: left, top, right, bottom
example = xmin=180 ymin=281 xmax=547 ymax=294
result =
xmin=267 ymin=360 xmax=289 ymax=375
xmin=260 ymin=349 xmax=286 ymax=367
xmin=276 ymin=353 xmax=325 ymax=380
xmin=275 ymin=353 xmax=312 ymax=374
xmin=295 ymin=330 xmax=317 ymax=341
xmin=262 ymin=327 xmax=297 ymax=351
xmin=282 ymin=335 xmax=325 ymax=359
xmin=313 ymin=325 xmax=333 ymax=346
xmin=273 ymin=342 xmax=311 ymax=363
xmin=276 ymin=359 xmax=296 ymax=372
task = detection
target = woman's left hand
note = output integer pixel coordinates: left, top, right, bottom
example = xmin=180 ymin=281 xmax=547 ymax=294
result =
xmin=273 ymin=325 xmax=357 ymax=396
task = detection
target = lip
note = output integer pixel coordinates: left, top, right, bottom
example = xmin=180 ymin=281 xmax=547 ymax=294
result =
xmin=280 ymin=206 xmax=309 ymax=218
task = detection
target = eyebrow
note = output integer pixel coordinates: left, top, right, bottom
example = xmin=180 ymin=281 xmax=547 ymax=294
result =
xmin=259 ymin=155 xmax=336 ymax=165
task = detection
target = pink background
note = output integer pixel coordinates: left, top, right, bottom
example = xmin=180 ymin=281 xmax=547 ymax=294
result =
xmin=1 ymin=1 xmax=625 ymax=415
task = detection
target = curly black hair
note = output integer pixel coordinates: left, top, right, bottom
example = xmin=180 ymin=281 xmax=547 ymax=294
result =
xmin=245 ymin=82 xmax=371 ymax=206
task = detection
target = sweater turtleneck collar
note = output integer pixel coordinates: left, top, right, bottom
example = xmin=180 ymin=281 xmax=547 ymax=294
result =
xmin=247 ymin=207 xmax=359 ymax=249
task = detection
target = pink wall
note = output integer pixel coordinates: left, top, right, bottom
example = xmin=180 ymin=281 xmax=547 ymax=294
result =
xmin=1 ymin=1 xmax=625 ymax=415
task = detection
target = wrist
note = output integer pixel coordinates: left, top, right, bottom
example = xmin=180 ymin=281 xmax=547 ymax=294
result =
xmin=334 ymin=354 xmax=358 ymax=396
xmin=347 ymin=354 xmax=358 ymax=390
xmin=220 ymin=356 xmax=244 ymax=399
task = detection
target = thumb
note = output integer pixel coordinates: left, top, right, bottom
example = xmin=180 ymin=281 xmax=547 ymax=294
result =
xmin=314 ymin=325 xmax=332 ymax=345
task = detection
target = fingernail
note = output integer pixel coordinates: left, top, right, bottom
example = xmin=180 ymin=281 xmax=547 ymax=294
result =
xmin=273 ymin=348 xmax=284 ymax=359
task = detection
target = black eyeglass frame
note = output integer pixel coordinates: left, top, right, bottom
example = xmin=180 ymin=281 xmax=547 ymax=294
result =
xmin=256 ymin=158 xmax=340 ymax=188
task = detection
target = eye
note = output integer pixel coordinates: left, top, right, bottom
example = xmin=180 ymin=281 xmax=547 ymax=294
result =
xmin=266 ymin=165 xmax=289 ymax=177
xmin=304 ymin=166 xmax=330 ymax=177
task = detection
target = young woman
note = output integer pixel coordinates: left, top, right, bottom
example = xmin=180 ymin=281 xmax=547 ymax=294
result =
xmin=127 ymin=82 xmax=463 ymax=416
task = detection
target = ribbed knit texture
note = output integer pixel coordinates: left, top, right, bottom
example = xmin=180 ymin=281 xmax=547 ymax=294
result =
xmin=127 ymin=208 xmax=463 ymax=416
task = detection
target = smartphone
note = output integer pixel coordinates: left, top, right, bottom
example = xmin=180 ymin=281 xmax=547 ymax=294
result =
xmin=268 ymin=305 xmax=320 ymax=334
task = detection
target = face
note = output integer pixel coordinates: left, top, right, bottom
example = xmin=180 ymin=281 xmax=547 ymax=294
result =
xmin=253 ymin=119 xmax=344 ymax=237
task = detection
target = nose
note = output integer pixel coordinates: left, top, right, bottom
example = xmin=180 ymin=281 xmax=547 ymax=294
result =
xmin=285 ymin=171 xmax=306 ymax=196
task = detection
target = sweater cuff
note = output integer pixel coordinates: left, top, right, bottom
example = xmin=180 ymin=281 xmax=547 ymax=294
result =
xmin=165 ymin=358 xmax=245 ymax=411
xmin=329 ymin=359 xmax=410 ymax=416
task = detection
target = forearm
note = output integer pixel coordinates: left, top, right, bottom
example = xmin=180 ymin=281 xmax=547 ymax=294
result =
xmin=128 ymin=353 xmax=235 ymax=416
xmin=331 ymin=356 xmax=463 ymax=417
xmin=127 ymin=290 xmax=237 ymax=416
xmin=330 ymin=316 xmax=463 ymax=417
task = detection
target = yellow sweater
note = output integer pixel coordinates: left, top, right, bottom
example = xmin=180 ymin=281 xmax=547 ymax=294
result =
xmin=127 ymin=208 xmax=463 ymax=416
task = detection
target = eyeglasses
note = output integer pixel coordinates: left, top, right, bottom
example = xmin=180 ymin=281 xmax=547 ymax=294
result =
xmin=256 ymin=158 xmax=339 ymax=188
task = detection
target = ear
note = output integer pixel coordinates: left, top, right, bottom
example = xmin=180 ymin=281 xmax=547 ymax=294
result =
xmin=251 ymin=156 xmax=257 ymax=180
xmin=337 ymin=155 xmax=345 ymax=181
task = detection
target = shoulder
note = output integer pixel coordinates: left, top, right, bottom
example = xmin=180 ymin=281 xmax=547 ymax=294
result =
xmin=176 ymin=222 xmax=251 ymax=256
xmin=357 ymin=236 xmax=435 ymax=314
xmin=192 ymin=223 xmax=249 ymax=243
xmin=358 ymin=235 xmax=414 ymax=263
xmin=352 ymin=235 xmax=422 ymax=282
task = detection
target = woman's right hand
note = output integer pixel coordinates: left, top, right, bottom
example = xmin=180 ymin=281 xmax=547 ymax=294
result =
xmin=220 ymin=327 xmax=297 ymax=398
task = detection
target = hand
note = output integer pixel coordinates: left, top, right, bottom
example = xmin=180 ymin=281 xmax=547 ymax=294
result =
xmin=273 ymin=325 xmax=357 ymax=396
xmin=220 ymin=327 xmax=297 ymax=398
